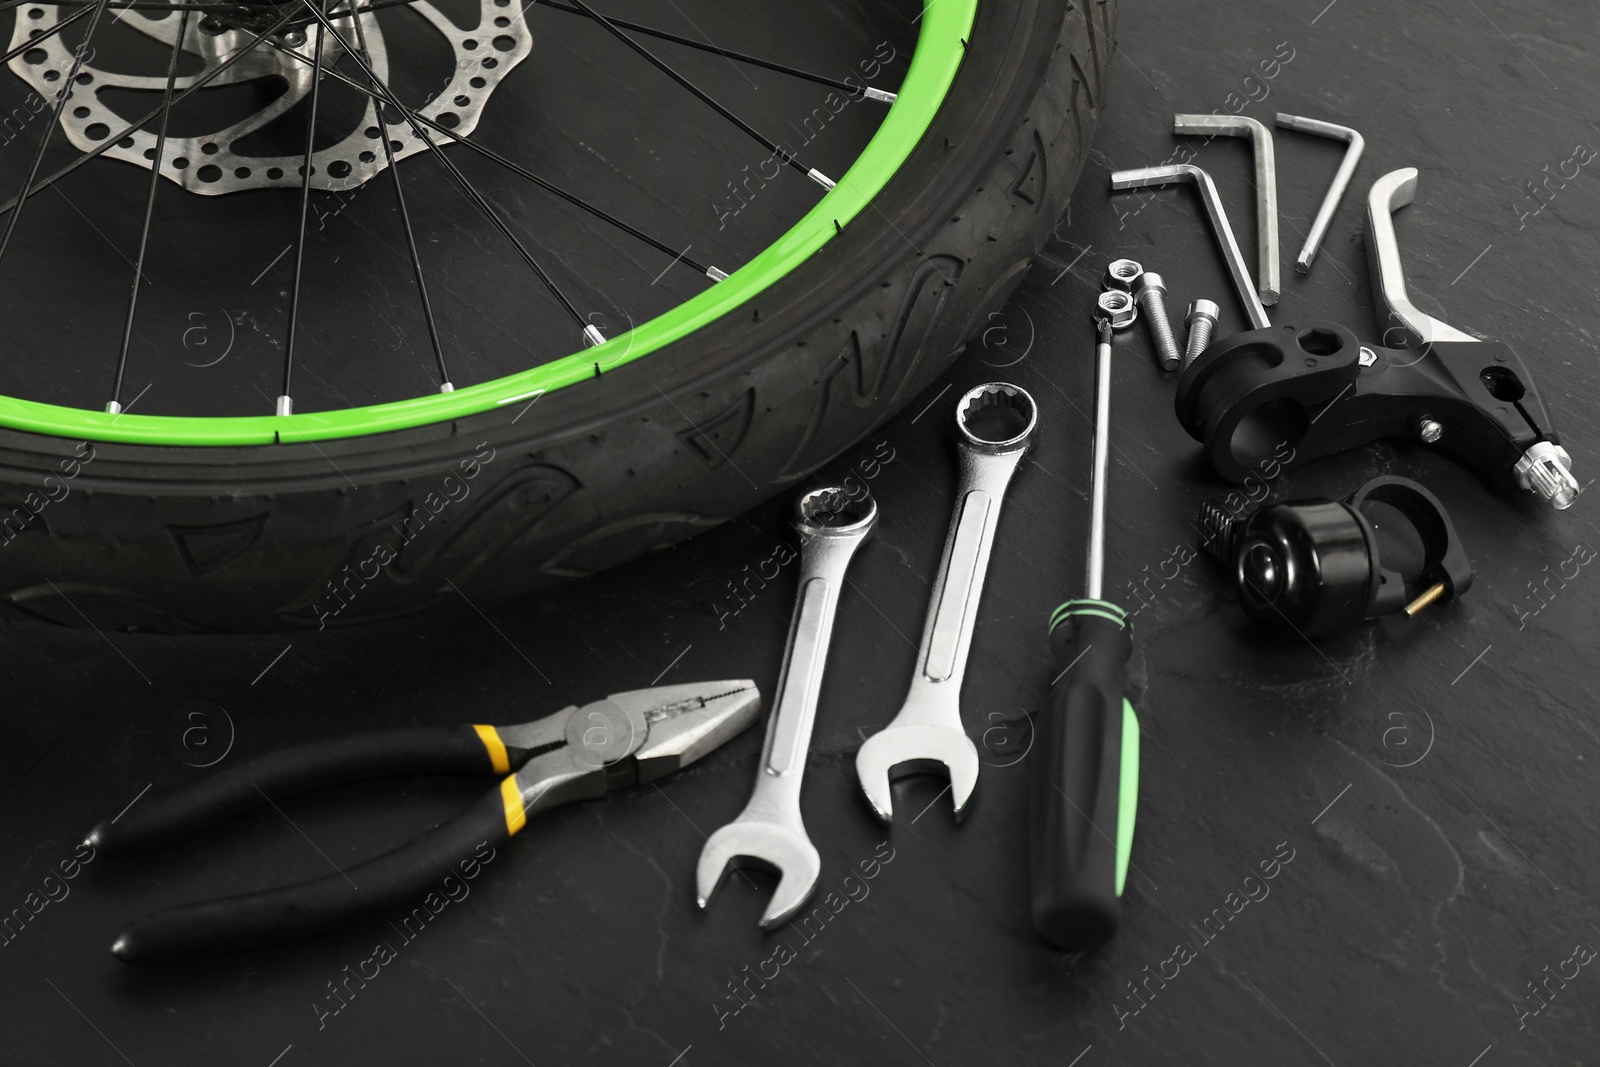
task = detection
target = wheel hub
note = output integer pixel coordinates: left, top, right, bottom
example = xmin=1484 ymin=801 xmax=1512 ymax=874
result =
xmin=5 ymin=0 xmax=532 ymax=194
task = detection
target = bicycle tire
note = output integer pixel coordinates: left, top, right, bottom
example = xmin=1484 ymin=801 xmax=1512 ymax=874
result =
xmin=0 ymin=0 xmax=1117 ymax=631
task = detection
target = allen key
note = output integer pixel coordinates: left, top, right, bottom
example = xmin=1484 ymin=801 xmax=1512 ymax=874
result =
xmin=1173 ymin=114 xmax=1279 ymax=305
xmin=1109 ymin=163 xmax=1271 ymax=330
xmin=1275 ymin=113 xmax=1365 ymax=275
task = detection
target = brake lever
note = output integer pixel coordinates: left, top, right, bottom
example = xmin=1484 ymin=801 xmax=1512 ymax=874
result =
xmin=1175 ymin=168 xmax=1578 ymax=510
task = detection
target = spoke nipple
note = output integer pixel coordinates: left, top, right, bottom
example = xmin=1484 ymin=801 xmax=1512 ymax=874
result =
xmin=276 ymin=395 xmax=294 ymax=416
xmin=104 ymin=400 xmax=122 ymax=415
xmin=582 ymin=324 xmax=606 ymax=348
xmin=439 ymin=381 xmax=455 ymax=393
xmin=864 ymin=87 xmax=897 ymax=104
xmin=807 ymin=168 xmax=835 ymax=190
xmin=706 ymin=266 xmax=729 ymax=282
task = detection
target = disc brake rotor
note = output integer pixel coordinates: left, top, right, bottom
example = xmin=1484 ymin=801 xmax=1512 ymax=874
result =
xmin=4 ymin=0 xmax=532 ymax=194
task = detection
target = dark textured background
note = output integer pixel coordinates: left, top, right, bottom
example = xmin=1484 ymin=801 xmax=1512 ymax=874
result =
xmin=3 ymin=1 xmax=1598 ymax=1064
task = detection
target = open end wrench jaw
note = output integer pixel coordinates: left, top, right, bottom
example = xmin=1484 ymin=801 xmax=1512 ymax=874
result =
xmin=855 ymin=721 xmax=981 ymax=822
xmin=695 ymin=818 xmax=823 ymax=928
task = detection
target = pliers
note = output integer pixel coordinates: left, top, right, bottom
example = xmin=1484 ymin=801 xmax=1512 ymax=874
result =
xmin=88 ymin=680 xmax=761 ymax=964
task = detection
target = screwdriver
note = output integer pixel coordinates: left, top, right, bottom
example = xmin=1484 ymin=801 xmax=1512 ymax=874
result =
xmin=1030 ymin=316 xmax=1141 ymax=951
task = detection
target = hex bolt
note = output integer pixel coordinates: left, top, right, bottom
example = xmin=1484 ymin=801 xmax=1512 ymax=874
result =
xmin=1418 ymin=417 xmax=1443 ymax=444
xmin=1135 ymin=272 xmax=1181 ymax=371
xmin=1183 ymin=299 xmax=1220 ymax=370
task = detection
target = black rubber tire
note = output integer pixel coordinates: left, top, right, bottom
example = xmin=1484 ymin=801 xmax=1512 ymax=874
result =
xmin=0 ymin=0 xmax=1117 ymax=632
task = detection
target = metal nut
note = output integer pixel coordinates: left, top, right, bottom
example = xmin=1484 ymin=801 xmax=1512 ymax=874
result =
xmin=1095 ymin=289 xmax=1138 ymax=330
xmin=1103 ymin=259 xmax=1145 ymax=292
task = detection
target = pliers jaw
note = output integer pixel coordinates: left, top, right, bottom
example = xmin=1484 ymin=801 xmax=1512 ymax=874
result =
xmin=628 ymin=681 xmax=764 ymax=783
xmin=503 ymin=680 xmax=762 ymax=817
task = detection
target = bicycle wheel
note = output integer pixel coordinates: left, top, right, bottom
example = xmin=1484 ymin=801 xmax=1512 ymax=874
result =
xmin=0 ymin=0 xmax=1116 ymax=631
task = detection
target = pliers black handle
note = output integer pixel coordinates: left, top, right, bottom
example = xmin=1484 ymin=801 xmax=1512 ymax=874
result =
xmin=90 ymin=682 xmax=761 ymax=964
xmin=90 ymin=724 xmax=530 ymax=856
xmin=93 ymin=726 xmax=531 ymax=965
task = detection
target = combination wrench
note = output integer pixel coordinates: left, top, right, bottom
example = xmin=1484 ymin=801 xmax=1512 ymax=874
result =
xmin=855 ymin=383 xmax=1037 ymax=822
xmin=697 ymin=486 xmax=877 ymax=927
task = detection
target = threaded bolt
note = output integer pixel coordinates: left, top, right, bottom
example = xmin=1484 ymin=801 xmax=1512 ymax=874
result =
xmin=1184 ymin=299 xmax=1221 ymax=370
xmin=1418 ymin=417 xmax=1443 ymax=444
xmin=1135 ymin=272 xmax=1181 ymax=372
xmin=1195 ymin=500 xmax=1236 ymax=564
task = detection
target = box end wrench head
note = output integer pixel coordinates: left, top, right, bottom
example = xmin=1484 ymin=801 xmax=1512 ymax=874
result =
xmin=697 ymin=487 xmax=877 ymax=927
xmin=855 ymin=383 xmax=1036 ymax=823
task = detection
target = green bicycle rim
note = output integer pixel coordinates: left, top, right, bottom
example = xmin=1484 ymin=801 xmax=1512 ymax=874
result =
xmin=0 ymin=0 xmax=978 ymax=447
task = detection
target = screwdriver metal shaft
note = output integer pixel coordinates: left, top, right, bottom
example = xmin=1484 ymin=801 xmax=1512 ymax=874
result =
xmin=1085 ymin=321 xmax=1112 ymax=600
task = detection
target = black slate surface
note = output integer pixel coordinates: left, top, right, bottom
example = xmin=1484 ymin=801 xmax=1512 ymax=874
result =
xmin=4 ymin=1 xmax=1599 ymax=1064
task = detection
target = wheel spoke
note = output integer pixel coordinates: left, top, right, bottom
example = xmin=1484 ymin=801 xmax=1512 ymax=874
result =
xmin=109 ymin=4 xmax=193 ymax=413
xmin=0 ymin=0 xmax=112 ymax=270
xmin=535 ymin=0 xmax=896 ymax=102
xmin=346 ymin=0 xmax=450 ymax=390
xmin=300 ymin=0 xmax=599 ymax=345
xmin=277 ymin=6 xmax=326 ymax=416
xmin=552 ymin=0 xmax=834 ymax=188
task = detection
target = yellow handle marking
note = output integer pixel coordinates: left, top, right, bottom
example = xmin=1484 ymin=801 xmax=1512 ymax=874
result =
xmin=499 ymin=776 xmax=527 ymax=836
xmin=473 ymin=724 xmax=510 ymax=774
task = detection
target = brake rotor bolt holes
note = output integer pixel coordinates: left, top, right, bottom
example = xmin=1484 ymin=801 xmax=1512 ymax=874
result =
xmin=1418 ymin=417 xmax=1443 ymax=444
xmin=1135 ymin=272 xmax=1181 ymax=371
xmin=1183 ymin=299 xmax=1220 ymax=370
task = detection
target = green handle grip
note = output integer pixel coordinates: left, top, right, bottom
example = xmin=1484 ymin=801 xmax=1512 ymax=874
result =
xmin=1030 ymin=600 xmax=1140 ymax=951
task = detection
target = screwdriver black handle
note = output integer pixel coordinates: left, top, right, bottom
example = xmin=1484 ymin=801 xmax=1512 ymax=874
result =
xmin=87 ymin=726 xmax=529 ymax=856
xmin=1030 ymin=600 xmax=1140 ymax=951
